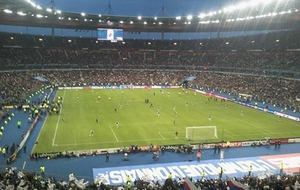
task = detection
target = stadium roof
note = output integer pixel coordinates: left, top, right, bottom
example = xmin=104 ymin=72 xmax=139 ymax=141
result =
xmin=0 ymin=0 xmax=300 ymax=32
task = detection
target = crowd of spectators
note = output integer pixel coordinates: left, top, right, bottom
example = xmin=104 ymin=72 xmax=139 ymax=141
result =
xmin=1 ymin=48 xmax=300 ymax=73
xmin=0 ymin=70 xmax=299 ymax=111
xmin=0 ymin=167 xmax=300 ymax=190
xmin=0 ymin=72 xmax=44 ymax=105
xmin=0 ymin=70 xmax=299 ymax=112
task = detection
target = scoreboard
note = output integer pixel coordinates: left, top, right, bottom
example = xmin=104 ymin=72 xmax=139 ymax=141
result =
xmin=97 ymin=28 xmax=123 ymax=41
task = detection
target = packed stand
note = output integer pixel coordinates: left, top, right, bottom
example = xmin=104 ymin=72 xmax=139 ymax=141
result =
xmin=39 ymin=70 xmax=300 ymax=111
xmin=0 ymin=70 xmax=299 ymax=111
xmin=0 ymin=72 xmax=44 ymax=106
xmin=0 ymin=167 xmax=300 ymax=190
xmin=1 ymin=48 xmax=300 ymax=73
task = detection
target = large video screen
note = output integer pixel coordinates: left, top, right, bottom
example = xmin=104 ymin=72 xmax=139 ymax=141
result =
xmin=97 ymin=28 xmax=123 ymax=41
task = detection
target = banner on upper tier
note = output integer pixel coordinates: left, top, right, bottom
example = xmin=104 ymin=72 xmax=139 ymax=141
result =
xmin=92 ymin=153 xmax=300 ymax=185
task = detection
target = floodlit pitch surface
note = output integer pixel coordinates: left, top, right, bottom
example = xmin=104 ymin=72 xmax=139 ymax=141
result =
xmin=34 ymin=88 xmax=300 ymax=153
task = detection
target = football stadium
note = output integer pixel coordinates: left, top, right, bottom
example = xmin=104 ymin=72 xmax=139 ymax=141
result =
xmin=0 ymin=0 xmax=300 ymax=189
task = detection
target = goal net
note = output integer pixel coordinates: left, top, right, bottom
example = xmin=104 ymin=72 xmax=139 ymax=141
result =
xmin=186 ymin=126 xmax=218 ymax=141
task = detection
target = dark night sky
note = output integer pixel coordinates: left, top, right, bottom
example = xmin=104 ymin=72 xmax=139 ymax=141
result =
xmin=35 ymin=0 xmax=236 ymax=16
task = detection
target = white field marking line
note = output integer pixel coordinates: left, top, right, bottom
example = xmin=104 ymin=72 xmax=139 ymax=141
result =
xmin=55 ymin=137 xmax=187 ymax=147
xmin=109 ymin=125 xmax=119 ymax=143
xmin=22 ymin=161 xmax=26 ymax=170
xmin=32 ymin=114 xmax=49 ymax=152
xmin=158 ymin=131 xmax=166 ymax=140
xmin=52 ymin=90 xmax=66 ymax=146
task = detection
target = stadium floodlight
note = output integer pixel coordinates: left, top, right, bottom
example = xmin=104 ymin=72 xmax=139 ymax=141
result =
xmin=143 ymin=21 xmax=147 ymax=25
xmin=17 ymin=11 xmax=27 ymax=16
xmin=207 ymin=11 xmax=216 ymax=16
xmin=187 ymin=15 xmax=193 ymax=20
xmin=236 ymin=17 xmax=245 ymax=21
xmin=199 ymin=20 xmax=210 ymax=24
xmin=137 ymin=16 xmax=142 ymax=20
xmin=129 ymin=21 xmax=134 ymax=24
xmin=226 ymin=18 xmax=235 ymax=22
xmin=222 ymin=0 xmax=278 ymax=13
xmin=119 ymin=20 xmax=124 ymax=24
xmin=271 ymin=13 xmax=277 ymax=16
xmin=279 ymin=11 xmax=287 ymax=15
xmin=175 ymin=16 xmax=181 ymax=20
xmin=198 ymin=13 xmax=206 ymax=19
xmin=154 ymin=16 xmax=157 ymax=20
xmin=81 ymin=12 xmax=86 ymax=17
xmin=36 ymin=14 xmax=43 ymax=18
xmin=3 ymin=9 xmax=13 ymax=14
xmin=46 ymin=8 xmax=52 ymax=13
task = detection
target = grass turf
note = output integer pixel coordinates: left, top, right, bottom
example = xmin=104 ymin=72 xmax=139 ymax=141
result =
xmin=33 ymin=88 xmax=300 ymax=153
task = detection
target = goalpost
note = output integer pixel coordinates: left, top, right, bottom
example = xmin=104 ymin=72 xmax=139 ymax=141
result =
xmin=186 ymin=126 xmax=218 ymax=141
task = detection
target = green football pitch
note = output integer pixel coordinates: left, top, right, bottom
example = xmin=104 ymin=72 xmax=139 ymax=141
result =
xmin=34 ymin=88 xmax=300 ymax=153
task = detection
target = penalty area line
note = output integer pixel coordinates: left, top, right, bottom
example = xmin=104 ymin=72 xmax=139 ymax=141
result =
xmin=158 ymin=131 xmax=166 ymax=140
xmin=52 ymin=90 xmax=66 ymax=146
xmin=109 ymin=125 xmax=119 ymax=143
